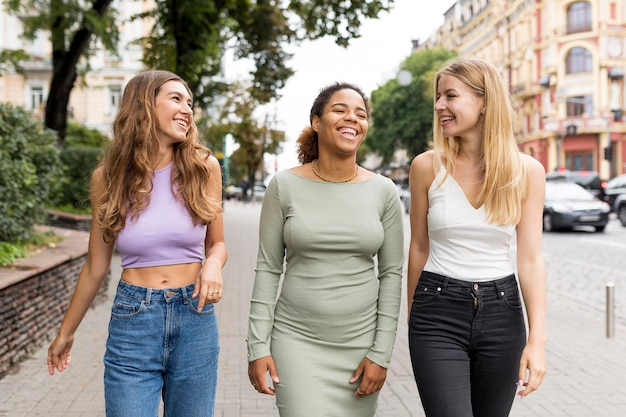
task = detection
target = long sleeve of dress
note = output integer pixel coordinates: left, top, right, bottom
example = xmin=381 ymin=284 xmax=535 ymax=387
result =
xmin=365 ymin=188 xmax=404 ymax=368
xmin=247 ymin=177 xmax=285 ymax=362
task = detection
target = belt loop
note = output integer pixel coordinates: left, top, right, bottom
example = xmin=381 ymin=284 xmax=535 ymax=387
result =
xmin=493 ymin=275 xmax=513 ymax=296
xmin=181 ymin=284 xmax=191 ymax=303
xmin=493 ymin=278 xmax=502 ymax=294
xmin=440 ymin=276 xmax=449 ymax=295
xmin=145 ymin=288 xmax=152 ymax=305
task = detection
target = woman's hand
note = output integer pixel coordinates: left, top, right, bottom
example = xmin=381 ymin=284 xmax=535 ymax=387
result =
xmin=193 ymin=259 xmax=223 ymax=311
xmin=350 ymin=358 xmax=387 ymax=398
xmin=517 ymin=340 xmax=546 ymax=397
xmin=47 ymin=334 xmax=74 ymax=375
xmin=248 ymin=355 xmax=279 ymax=395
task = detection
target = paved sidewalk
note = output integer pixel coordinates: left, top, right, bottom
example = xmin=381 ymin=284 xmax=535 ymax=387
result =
xmin=1 ymin=201 xmax=625 ymax=416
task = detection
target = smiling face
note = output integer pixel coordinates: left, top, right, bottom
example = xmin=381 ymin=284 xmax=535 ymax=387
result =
xmin=435 ymin=74 xmax=484 ymax=141
xmin=154 ymin=80 xmax=193 ymax=146
xmin=311 ymin=88 xmax=369 ymax=157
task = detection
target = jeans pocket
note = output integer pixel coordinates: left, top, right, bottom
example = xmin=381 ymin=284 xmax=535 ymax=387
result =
xmin=412 ymin=283 xmax=441 ymax=306
xmin=499 ymin=288 xmax=523 ymax=310
xmin=187 ymin=297 xmax=216 ymax=315
xmin=111 ymin=293 xmax=144 ymax=318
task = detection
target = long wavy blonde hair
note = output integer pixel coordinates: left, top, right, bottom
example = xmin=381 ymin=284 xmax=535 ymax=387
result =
xmin=432 ymin=57 xmax=528 ymax=225
xmin=96 ymin=70 xmax=221 ymax=243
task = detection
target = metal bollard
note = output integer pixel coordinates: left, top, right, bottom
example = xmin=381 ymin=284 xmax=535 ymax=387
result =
xmin=606 ymin=282 xmax=615 ymax=339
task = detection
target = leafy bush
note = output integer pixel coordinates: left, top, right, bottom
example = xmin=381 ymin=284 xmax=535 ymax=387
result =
xmin=0 ymin=241 xmax=26 ymax=266
xmin=56 ymin=122 xmax=108 ymax=210
xmin=0 ymin=103 xmax=63 ymax=242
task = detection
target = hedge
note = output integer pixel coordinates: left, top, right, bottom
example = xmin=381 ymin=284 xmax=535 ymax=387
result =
xmin=0 ymin=103 xmax=63 ymax=242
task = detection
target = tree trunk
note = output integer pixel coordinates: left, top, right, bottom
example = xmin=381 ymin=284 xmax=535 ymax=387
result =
xmin=45 ymin=0 xmax=113 ymax=147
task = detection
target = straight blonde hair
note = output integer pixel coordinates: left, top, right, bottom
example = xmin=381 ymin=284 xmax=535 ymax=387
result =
xmin=432 ymin=57 xmax=528 ymax=225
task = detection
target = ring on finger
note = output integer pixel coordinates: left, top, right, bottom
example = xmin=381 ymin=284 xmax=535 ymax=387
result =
xmin=357 ymin=388 xmax=364 ymax=395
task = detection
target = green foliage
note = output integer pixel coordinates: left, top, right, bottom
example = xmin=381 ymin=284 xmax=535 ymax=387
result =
xmin=65 ymin=121 xmax=110 ymax=148
xmin=0 ymin=241 xmax=26 ymax=266
xmin=0 ymin=230 xmax=65 ymax=266
xmin=0 ymin=49 xmax=31 ymax=74
xmin=367 ymin=48 xmax=457 ymax=163
xmin=203 ymin=82 xmax=285 ymax=185
xmin=140 ymin=0 xmax=394 ymax=107
xmin=55 ymin=123 xmax=108 ymax=210
xmin=0 ymin=103 xmax=63 ymax=242
xmin=6 ymin=0 xmax=119 ymax=60
xmin=288 ymin=0 xmax=392 ymax=47
xmin=3 ymin=0 xmax=393 ymax=148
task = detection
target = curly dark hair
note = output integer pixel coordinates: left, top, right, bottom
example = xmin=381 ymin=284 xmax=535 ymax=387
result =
xmin=296 ymin=82 xmax=371 ymax=164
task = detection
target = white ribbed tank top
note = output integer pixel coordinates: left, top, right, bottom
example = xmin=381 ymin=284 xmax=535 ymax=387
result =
xmin=423 ymin=167 xmax=516 ymax=282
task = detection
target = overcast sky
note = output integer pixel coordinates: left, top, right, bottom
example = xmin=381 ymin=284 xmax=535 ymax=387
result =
xmin=224 ymin=1 xmax=454 ymax=175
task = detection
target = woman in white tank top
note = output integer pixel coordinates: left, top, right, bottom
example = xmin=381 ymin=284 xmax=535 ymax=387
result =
xmin=407 ymin=57 xmax=546 ymax=417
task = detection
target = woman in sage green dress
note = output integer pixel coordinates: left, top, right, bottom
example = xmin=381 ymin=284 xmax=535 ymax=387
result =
xmin=247 ymin=82 xmax=404 ymax=417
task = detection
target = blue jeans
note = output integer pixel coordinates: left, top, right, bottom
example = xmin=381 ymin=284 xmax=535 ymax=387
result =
xmin=104 ymin=280 xmax=219 ymax=417
xmin=408 ymin=271 xmax=526 ymax=417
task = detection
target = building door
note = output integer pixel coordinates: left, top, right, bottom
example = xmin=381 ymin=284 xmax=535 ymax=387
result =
xmin=565 ymin=152 xmax=593 ymax=171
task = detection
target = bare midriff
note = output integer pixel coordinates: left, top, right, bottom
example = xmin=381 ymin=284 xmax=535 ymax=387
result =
xmin=121 ymin=262 xmax=202 ymax=289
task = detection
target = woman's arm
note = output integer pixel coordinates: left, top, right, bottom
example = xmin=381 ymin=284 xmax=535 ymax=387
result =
xmin=247 ymin=176 xmax=285 ymax=395
xmin=47 ymin=167 xmax=115 ymax=374
xmin=194 ymin=155 xmax=227 ymax=311
xmin=407 ymin=151 xmax=434 ymax=321
xmin=515 ymin=155 xmax=547 ymax=397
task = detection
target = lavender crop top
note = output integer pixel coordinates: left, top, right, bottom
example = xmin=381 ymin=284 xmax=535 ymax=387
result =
xmin=116 ymin=163 xmax=206 ymax=269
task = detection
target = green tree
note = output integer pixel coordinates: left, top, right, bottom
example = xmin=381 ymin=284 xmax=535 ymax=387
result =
xmin=205 ymin=82 xmax=284 ymax=188
xmin=140 ymin=0 xmax=395 ymax=107
xmin=367 ymin=48 xmax=457 ymax=163
xmin=2 ymin=0 xmax=393 ymax=145
xmin=3 ymin=0 xmax=118 ymax=146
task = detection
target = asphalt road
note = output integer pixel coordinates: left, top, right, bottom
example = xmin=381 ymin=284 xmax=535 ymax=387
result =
xmin=540 ymin=216 xmax=626 ymax=327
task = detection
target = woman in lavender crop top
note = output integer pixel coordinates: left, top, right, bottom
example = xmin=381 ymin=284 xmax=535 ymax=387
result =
xmin=407 ymin=58 xmax=546 ymax=417
xmin=46 ymin=70 xmax=227 ymax=417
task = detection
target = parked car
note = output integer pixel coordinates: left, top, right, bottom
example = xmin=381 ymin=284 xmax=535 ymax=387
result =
xmin=543 ymin=180 xmax=611 ymax=232
xmin=224 ymin=184 xmax=243 ymax=200
xmin=545 ymin=170 xmax=606 ymax=200
xmin=603 ymin=173 xmax=626 ymax=211
xmin=612 ymin=193 xmax=626 ymax=227
xmin=252 ymin=183 xmax=266 ymax=202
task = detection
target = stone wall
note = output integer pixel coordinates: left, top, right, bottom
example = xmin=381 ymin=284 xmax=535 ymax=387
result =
xmin=0 ymin=224 xmax=110 ymax=379
xmin=46 ymin=209 xmax=92 ymax=232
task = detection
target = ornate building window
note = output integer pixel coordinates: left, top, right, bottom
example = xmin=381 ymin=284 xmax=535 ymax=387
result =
xmin=106 ymin=85 xmax=122 ymax=116
xmin=566 ymin=95 xmax=593 ymax=117
xmin=27 ymin=85 xmax=44 ymax=112
xmin=566 ymin=47 xmax=592 ymax=73
xmin=566 ymin=1 xmax=592 ymax=34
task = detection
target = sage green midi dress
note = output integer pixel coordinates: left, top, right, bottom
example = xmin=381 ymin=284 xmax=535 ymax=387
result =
xmin=247 ymin=170 xmax=404 ymax=417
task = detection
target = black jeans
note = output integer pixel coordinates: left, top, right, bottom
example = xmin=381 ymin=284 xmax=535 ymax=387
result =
xmin=408 ymin=271 xmax=526 ymax=417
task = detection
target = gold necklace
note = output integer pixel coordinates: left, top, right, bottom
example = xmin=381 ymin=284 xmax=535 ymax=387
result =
xmin=311 ymin=159 xmax=359 ymax=183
